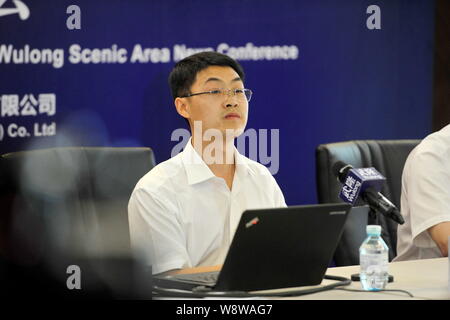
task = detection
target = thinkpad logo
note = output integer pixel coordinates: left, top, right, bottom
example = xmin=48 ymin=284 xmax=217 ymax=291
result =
xmin=245 ymin=217 xmax=260 ymax=228
xmin=0 ymin=0 xmax=29 ymax=20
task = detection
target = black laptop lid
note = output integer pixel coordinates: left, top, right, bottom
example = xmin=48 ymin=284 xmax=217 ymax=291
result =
xmin=215 ymin=203 xmax=352 ymax=291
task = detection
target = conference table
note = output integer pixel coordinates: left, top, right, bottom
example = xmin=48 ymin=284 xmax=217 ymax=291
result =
xmin=159 ymin=257 xmax=448 ymax=300
xmin=283 ymin=257 xmax=449 ymax=300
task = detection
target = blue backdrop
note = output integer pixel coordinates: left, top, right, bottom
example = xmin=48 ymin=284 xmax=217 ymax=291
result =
xmin=0 ymin=0 xmax=435 ymax=205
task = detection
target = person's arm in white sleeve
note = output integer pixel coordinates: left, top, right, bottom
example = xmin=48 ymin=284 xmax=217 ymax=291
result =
xmin=408 ymin=151 xmax=450 ymax=256
xmin=128 ymin=187 xmax=191 ymax=274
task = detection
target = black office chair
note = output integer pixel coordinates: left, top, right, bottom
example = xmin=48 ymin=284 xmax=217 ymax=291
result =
xmin=0 ymin=146 xmax=155 ymax=297
xmin=316 ymin=140 xmax=420 ymax=266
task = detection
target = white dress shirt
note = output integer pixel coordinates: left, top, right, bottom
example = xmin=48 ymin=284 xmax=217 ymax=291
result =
xmin=395 ymin=124 xmax=450 ymax=261
xmin=128 ymin=138 xmax=286 ymax=274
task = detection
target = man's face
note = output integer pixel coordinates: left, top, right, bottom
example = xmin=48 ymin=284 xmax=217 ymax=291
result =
xmin=178 ymin=65 xmax=249 ymax=137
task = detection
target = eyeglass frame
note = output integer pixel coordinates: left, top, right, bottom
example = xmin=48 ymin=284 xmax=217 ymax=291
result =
xmin=179 ymin=88 xmax=253 ymax=102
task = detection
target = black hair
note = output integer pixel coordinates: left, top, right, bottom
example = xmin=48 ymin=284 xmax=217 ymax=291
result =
xmin=168 ymin=51 xmax=245 ymax=100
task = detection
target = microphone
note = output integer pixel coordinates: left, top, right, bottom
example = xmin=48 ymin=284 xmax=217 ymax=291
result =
xmin=332 ymin=161 xmax=405 ymax=225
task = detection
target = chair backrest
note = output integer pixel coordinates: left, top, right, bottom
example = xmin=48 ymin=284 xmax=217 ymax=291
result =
xmin=0 ymin=147 xmax=155 ymax=261
xmin=0 ymin=146 xmax=156 ymax=298
xmin=316 ymin=140 xmax=420 ymax=266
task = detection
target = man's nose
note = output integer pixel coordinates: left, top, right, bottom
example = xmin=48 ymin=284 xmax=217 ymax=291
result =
xmin=224 ymin=90 xmax=239 ymax=107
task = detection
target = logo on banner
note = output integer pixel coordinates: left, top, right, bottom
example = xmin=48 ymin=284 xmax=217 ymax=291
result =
xmin=0 ymin=0 xmax=29 ymax=20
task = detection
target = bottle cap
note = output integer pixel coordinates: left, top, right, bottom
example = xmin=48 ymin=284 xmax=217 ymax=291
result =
xmin=366 ymin=225 xmax=381 ymax=236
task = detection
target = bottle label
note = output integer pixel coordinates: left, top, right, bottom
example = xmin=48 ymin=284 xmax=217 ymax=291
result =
xmin=360 ymin=253 xmax=388 ymax=275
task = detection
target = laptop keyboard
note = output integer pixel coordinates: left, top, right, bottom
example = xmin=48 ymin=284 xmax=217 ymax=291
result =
xmin=171 ymin=271 xmax=219 ymax=286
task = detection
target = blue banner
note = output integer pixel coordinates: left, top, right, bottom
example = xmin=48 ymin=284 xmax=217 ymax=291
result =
xmin=0 ymin=0 xmax=435 ymax=205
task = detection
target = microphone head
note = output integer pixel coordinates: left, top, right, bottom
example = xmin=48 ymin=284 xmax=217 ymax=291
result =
xmin=332 ymin=161 xmax=353 ymax=183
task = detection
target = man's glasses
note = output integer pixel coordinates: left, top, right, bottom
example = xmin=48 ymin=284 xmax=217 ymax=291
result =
xmin=179 ymin=88 xmax=253 ymax=102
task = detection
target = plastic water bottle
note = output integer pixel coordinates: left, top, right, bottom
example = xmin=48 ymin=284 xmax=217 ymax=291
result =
xmin=359 ymin=225 xmax=389 ymax=291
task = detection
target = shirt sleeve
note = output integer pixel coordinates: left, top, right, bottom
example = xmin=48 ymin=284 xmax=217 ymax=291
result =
xmin=407 ymin=150 xmax=450 ymax=248
xmin=128 ymin=187 xmax=191 ymax=274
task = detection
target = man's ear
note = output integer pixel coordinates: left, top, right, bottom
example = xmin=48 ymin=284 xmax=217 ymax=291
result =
xmin=174 ymin=97 xmax=191 ymax=120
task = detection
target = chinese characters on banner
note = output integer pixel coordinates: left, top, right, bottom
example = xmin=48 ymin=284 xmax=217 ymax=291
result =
xmin=0 ymin=93 xmax=56 ymax=141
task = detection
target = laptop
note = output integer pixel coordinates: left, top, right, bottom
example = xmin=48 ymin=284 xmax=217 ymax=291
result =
xmin=153 ymin=203 xmax=352 ymax=292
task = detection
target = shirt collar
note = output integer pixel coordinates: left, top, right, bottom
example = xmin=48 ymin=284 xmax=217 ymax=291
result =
xmin=181 ymin=137 xmax=254 ymax=185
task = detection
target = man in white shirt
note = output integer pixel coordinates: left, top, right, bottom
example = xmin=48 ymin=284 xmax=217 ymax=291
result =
xmin=128 ymin=52 xmax=286 ymax=274
xmin=395 ymin=123 xmax=450 ymax=261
